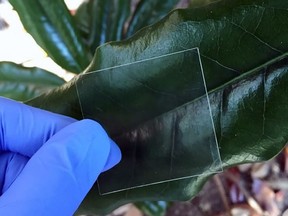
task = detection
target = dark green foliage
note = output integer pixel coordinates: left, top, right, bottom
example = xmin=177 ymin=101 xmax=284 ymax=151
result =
xmin=9 ymin=0 xmax=90 ymax=73
xmin=0 ymin=62 xmax=64 ymax=101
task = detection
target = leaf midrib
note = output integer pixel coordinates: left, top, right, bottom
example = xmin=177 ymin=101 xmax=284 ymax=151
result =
xmin=209 ymin=52 xmax=288 ymax=95
xmin=126 ymin=51 xmax=288 ymax=133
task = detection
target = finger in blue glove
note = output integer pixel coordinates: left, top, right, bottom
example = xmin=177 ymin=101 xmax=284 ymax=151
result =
xmin=0 ymin=97 xmax=121 ymax=216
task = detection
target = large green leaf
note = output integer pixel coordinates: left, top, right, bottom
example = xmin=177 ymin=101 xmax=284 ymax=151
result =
xmin=27 ymin=0 xmax=288 ymax=214
xmin=0 ymin=62 xmax=64 ymax=101
xmin=126 ymin=0 xmax=180 ymax=37
xmin=9 ymin=0 xmax=90 ymax=73
xmin=75 ymin=0 xmax=131 ymax=53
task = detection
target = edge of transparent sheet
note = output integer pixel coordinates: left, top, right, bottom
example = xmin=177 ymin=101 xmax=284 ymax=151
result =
xmin=76 ymin=48 xmax=222 ymax=195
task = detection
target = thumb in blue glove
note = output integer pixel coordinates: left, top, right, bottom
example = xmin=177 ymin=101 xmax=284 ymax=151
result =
xmin=0 ymin=97 xmax=121 ymax=215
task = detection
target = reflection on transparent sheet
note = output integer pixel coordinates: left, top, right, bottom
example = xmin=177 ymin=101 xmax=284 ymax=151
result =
xmin=76 ymin=48 xmax=222 ymax=195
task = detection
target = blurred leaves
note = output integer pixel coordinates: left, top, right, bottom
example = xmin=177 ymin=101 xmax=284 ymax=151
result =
xmin=75 ymin=0 xmax=181 ymax=51
xmin=0 ymin=62 xmax=64 ymax=101
xmin=135 ymin=201 xmax=170 ymax=216
xmin=9 ymin=0 xmax=90 ymax=73
xmin=75 ymin=0 xmax=131 ymax=54
xmin=126 ymin=0 xmax=180 ymax=37
xmin=8 ymin=0 xmax=182 ymax=71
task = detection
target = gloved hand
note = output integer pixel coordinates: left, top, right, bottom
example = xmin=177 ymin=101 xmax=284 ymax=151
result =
xmin=0 ymin=97 xmax=121 ymax=215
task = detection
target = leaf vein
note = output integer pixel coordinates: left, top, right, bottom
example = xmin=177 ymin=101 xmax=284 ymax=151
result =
xmin=230 ymin=21 xmax=283 ymax=54
xmin=200 ymin=54 xmax=239 ymax=73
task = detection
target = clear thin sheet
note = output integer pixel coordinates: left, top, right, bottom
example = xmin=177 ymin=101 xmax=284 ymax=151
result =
xmin=76 ymin=48 xmax=222 ymax=195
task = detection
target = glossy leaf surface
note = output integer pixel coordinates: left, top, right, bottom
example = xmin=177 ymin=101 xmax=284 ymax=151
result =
xmin=27 ymin=0 xmax=288 ymax=214
xmin=9 ymin=0 xmax=89 ymax=73
xmin=0 ymin=62 xmax=64 ymax=101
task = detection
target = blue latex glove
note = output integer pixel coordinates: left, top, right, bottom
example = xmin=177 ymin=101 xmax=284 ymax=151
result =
xmin=0 ymin=97 xmax=121 ymax=215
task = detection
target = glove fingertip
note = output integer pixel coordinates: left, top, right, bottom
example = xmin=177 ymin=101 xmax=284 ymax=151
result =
xmin=102 ymin=139 xmax=122 ymax=172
